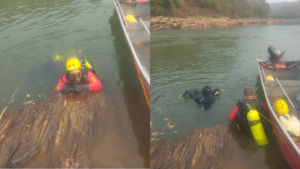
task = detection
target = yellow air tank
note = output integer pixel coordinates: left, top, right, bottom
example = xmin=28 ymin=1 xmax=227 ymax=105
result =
xmin=247 ymin=109 xmax=269 ymax=146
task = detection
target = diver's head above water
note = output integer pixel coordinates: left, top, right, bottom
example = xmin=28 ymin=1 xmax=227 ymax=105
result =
xmin=202 ymin=86 xmax=212 ymax=96
xmin=243 ymin=88 xmax=255 ymax=100
xmin=66 ymin=58 xmax=82 ymax=82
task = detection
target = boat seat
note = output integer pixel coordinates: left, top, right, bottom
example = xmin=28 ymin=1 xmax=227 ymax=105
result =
xmin=265 ymin=80 xmax=300 ymax=87
xmin=125 ymin=21 xmax=150 ymax=31
xmin=142 ymin=41 xmax=149 ymax=45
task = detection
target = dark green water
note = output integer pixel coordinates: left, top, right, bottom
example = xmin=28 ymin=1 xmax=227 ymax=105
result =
xmin=0 ymin=0 xmax=149 ymax=167
xmin=151 ymin=24 xmax=300 ymax=168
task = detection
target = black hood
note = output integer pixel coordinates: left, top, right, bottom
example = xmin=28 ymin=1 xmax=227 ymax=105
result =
xmin=202 ymin=86 xmax=211 ymax=96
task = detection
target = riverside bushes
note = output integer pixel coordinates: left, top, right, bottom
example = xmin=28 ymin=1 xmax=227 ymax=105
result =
xmin=151 ymin=0 xmax=270 ymax=18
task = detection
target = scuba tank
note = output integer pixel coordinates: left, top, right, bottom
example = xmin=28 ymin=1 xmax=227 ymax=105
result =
xmin=247 ymin=109 xmax=269 ymax=146
xmin=80 ymin=58 xmax=89 ymax=84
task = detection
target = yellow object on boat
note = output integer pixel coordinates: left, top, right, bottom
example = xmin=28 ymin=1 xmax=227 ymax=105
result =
xmin=266 ymin=76 xmax=274 ymax=81
xmin=125 ymin=15 xmax=137 ymax=22
xmin=279 ymin=116 xmax=300 ymax=136
xmin=247 ymin=109 xmax=269 ymax=146
xmin=274 ymin=100 xmax=289 ymax=114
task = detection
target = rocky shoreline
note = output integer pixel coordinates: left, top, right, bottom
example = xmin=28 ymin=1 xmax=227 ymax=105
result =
xmin=151 ymin=16 xmax=300 ymax=30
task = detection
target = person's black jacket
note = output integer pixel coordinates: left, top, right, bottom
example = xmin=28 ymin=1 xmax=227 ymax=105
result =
xmin=182 ymin=88 xmax=219 ymax=104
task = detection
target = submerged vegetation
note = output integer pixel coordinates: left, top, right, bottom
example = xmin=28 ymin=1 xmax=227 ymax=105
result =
xmin=151 ymin=0 xmax=270 ymax=18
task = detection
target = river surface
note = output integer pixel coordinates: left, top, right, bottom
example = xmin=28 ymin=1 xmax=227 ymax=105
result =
xmin=151 ymin=24 xmax=300 ymax=168
xmin=0 ymin=0 xmax=149 ymax=167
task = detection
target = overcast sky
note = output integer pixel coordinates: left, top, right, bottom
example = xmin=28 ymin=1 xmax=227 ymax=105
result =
xmin=267 ymin=0 xmax=298 ymax=3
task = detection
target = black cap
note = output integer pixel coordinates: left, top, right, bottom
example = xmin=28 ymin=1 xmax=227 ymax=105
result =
xmin=202 ymin=86 xmax=211 ymax=96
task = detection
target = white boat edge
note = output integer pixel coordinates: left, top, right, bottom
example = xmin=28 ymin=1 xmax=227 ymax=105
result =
xmin=112 ymin=0 xmax=150 ymax=86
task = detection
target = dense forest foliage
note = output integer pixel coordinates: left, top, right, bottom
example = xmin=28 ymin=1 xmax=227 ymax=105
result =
xmin=151 ymin=0 xmax=270 ymax=18
xmin=270 ymin=1 xmax=300 ymax=19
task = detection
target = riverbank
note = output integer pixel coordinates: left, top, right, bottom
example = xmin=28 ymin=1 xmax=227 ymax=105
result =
xmin=151 ymin=16 xmax=300 ymax=30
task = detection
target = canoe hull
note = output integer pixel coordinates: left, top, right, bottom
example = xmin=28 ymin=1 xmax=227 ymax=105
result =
xmin=271 ymin=114 xmax=300 ymax=168
xmin=112 ymin=0 xmax=150 ymax=107
xmin=257 ymin=59 xmax=300 ymax=169
xmin=129 ymin=46 xmax=150 ymax=106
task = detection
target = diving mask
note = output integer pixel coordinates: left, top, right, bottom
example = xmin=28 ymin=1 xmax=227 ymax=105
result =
xmin=68 ymin=72 xmax=81 ymax=81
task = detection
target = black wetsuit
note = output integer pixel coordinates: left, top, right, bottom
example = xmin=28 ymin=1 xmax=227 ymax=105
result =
xmin=182 ymin=89 xmax=219 ymax=104
xmin=236 ymin=98 xmax=270 ymax=135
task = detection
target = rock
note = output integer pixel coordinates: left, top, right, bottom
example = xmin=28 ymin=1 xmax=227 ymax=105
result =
xmin=150 ymin=125 xmax=230 ymax=169
xmin=9 ymin=143 xmax=40 ymax=167
xmin=211 ymin=23 xmax=218 ymax=27
xmin=150 ymin=16 xmax=289 ymax=31
xmin=0 ymin=92 xmax=144 ymax=168
xmin=150 ymin=124 xmax=290 ymax=169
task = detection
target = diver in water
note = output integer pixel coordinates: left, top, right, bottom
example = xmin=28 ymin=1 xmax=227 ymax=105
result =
xmin=55 ymin=58 xmax=102 ymax=94
xmin=228 ymin=88 xmax=272 ymax=145
xmin=182 ymin=86 xmax=220 ymax=109
xmin=228 ymin=88 xmax=270 ymax=133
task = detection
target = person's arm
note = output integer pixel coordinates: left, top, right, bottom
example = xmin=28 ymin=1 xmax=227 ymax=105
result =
xmin=87 ymin=72 xmax=102 ymax=91
xmin=228 ymin=100 xmax=241 ymax=121
xmin=261 ymin=101 xmax=270 ymax=113
xmin=211 ymin=89 xmax=220 ymax=96
xmin=55 ymin=75 xmax=67 ymax=93
xmin=228 ymin=105 xmax=239 ymax=121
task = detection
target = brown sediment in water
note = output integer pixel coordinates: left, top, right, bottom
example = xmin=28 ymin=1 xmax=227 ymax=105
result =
xmin=0 ymin=92 xmax=144 ymax=168
xmin=151 ymin=16 xmax=300 ymax=31
xmin=150 ymin=124 xmax=291 ymax=169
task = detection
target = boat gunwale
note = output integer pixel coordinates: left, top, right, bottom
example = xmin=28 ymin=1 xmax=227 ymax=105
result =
xmin=112 ymin=0 xmax=150 ymax=86
xmin=256 ymin=58 xmax=300 ymax=157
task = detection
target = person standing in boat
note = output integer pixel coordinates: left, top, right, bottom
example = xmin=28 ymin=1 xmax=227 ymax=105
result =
xmin=55 ymin=58 xmax=102 ymax=94
xmin=228 ymin=88 xmax=271 ymax=136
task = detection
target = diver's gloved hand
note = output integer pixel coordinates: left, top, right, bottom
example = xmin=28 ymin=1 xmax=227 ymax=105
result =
xmin=59 ymin=87 xmax=69 ymax=94
xmin=212 ymin=89 xmax=220 ymax=96
xmin=74 ymin=84 xmax=89 ymax=93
